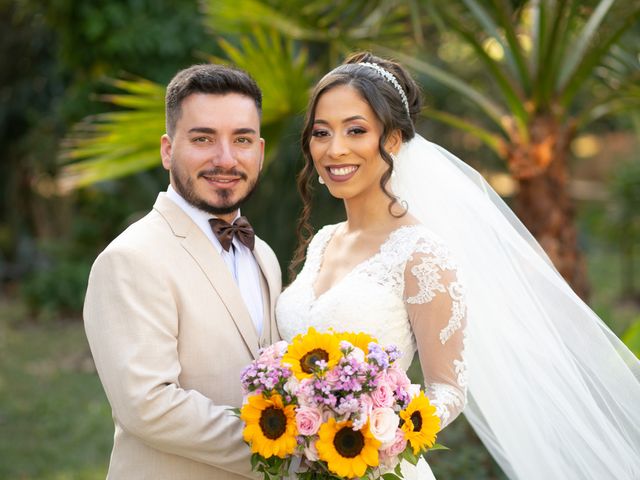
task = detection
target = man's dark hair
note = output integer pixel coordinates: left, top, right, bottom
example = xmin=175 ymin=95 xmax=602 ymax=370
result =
xmin=165 ymin=64 xmax=262 ymax=137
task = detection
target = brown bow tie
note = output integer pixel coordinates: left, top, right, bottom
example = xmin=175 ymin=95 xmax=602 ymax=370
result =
xmin=209 ymin=216 xmax=255 ymax=252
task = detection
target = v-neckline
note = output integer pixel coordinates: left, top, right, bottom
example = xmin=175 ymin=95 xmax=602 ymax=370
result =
xmin=310 ymin=223 xmax=419 ymax=302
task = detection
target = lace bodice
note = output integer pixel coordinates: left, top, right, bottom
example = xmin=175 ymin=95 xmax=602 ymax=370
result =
xmin=276 ymin=223 xmax=467 ymax=428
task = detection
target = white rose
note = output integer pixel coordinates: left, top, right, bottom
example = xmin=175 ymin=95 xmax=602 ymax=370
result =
xmin=369 ymin=407 xmax=400 ymax=447
xmin=284 ymin=376 xmax=300 ymax=396
xmin=408 ymin=383 xmax=421 ymax=398
xmin=349 ymin=346 xmax=366 ymax=363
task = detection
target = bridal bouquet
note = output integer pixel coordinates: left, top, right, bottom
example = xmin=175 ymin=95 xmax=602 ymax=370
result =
xmin=237 ymin=327 xmax=441 ymax=479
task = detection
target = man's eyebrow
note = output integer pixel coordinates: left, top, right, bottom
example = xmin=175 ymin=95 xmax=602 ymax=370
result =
xmin=186 ymin=127 xmax=258 ymax=135
xmin=188 ymin=127 xmax=216 ymax=134
xmin=233 ymin=128 xmax=258 ymax=135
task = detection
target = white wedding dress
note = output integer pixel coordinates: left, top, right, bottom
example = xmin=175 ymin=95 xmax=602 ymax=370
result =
xmin=276 ymin=222 xmax=469 ymax=480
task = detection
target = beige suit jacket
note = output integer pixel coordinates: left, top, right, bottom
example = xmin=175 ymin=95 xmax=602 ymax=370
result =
xmin=84 ymin=193 xmax=282 ymax=479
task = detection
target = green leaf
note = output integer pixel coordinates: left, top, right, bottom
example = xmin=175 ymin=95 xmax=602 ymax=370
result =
xmin=202 ymin=0 xmax=413 ymax=49
xmin=429 ymin=442 xmax=450 ymax=451
xmin=560 ymin=8 xmax=640 ymax=108
xmin=622 ymin=320 xmax=640 ymax=359
xmin=57 ymin=77 xmax=165 ymax=191
xmin=400 ymin=447 xmax=419 ymax=466
xmin=420 ymin=109 xmax=507 ymax=156
xmin=435 ymin=7 xmax=530 ymax=138
xmin=534 ymin=0 xmax=577 ymax=105
xmin=203 ymin=0 xmax=327 ymax=41
xmin=529 ymin=0 xmax=547 ymax=82
xmin=490 ymin=0 xmax=532 ymax=93
xmin=557 ymin=0 xmax=616 ymax=90
xmin=210 ymin=29 xmax=313 ymax=126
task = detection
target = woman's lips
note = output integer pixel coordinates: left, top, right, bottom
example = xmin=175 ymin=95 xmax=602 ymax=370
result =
xmin=325 ymin=165 xmax=359 ymax=183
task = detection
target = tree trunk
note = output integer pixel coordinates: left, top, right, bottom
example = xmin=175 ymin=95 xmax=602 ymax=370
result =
xmin=506 ymin=116 xmax=590 ymax=301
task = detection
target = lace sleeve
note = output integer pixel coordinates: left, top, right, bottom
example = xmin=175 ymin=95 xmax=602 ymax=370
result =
xmin=403 ymin=244 xmax=468 ymax=430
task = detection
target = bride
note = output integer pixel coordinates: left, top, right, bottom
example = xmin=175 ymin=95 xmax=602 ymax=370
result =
xmin=275 ymin=52 xmax=640 ymax=479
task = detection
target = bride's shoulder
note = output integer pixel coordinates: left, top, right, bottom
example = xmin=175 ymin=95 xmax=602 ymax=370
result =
xmin=389 ymin=223 xmax=447 ymax=250
xmin=390 ymin=224 xmax=458 ymax=266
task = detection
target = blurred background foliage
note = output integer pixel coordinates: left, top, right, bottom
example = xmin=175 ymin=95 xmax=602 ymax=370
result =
xmin=1 ymin=0 xmax=639 ymax=478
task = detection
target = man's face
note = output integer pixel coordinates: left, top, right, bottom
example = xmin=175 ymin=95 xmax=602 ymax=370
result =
xmin=161 ymin=92 xmax=264 ymax=223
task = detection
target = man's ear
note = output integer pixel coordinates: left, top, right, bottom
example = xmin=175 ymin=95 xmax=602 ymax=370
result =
xmin=259 ymin=137 xmax=265 ymax=171
xmin=385 ymin=129 xmax=402 ymax=156
xmin=161 ymin=134 xmax=172 ymax=171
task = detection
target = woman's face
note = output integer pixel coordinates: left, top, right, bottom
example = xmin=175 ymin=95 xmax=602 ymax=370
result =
xmin=309 ymin=84 xmax=398 ymax=203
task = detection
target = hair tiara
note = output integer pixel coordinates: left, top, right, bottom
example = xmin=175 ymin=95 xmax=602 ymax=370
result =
xmin=358 ymin=62 xmax=410 ymax=115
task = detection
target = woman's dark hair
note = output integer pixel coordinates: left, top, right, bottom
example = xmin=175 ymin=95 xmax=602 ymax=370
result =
xmin=289 ymin=52 xmax=422 ymax=279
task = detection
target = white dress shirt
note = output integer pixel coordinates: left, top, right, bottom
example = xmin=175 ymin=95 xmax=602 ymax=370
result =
xmin=166 ymin=185 xmax=264 ymax=336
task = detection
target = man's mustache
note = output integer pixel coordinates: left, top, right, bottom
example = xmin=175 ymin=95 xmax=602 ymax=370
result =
xmin=198 ymin=168 xmax=247 ymax=180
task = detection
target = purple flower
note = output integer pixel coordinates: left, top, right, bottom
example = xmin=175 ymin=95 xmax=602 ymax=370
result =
xmin=368 ymin=342 xmax=390 ymax=370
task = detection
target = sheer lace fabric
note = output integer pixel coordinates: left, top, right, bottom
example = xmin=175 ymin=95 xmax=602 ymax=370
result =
xmin=276 ymin=223 xmax=467 ymax=430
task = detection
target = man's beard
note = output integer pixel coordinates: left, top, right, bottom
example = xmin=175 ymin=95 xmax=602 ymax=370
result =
xmin=171 ymin=163 xmax=259 ymax=216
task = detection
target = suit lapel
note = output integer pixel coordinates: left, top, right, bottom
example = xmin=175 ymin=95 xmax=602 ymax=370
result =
xmin=253 ymin=241 xmax=279 ymax=344
xmin=154 ymin=194 xmax=260 ymax=358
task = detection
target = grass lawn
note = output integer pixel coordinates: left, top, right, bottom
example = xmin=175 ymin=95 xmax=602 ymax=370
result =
xmin=0 ymin=301 xmax=111 ymax=480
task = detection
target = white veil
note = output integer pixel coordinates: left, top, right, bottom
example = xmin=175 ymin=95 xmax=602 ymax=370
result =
xmin=392 ymin=134 xmax=640 ymax=479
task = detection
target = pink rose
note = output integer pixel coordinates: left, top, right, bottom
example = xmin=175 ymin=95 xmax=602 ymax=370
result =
xmin=359 ymin=394 xmax=374 ymax=417
xmin=381 ymin=429 xmax=407 ymax=457
xmin=284 ymin=376 xmax=300 ymax=397
xmin=296 ymin=406 xmax=322 ymax=436
xmin=387 ymin=364 xmax=411 ymax=391
xmin=369 ymin=407 xmax=399 ymax=446
xmin=296 ymin=378 xmax=314 ymax=406
xmin=258 ymin=340 xmax=288 ymax=367
xmin=324 ymin=368 xmax=340 ymax=386
xmin=348 ymin=346 xmax=366 ymax=363
xmin=378 ymin=450 xmax=400 ymax=473
xmin=372 ymin=376 xmax=395 ymax=408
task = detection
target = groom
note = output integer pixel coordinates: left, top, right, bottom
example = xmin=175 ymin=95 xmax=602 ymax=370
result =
xmin=83 ymin=64 xmax=281 ymax=479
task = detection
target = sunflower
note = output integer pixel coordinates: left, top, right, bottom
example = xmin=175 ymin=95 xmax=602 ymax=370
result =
xmin=399 ymin=392 xmax=440 ymax=454
xmin=240 ymin=393 xmax=298 ymax=458
xmin=282 ymin=327 xmax=342 ymax=380
xmin=316 ymin=418 xmax=381 ymax=478
xmin=337 ymin=331 xmax=377 ymax=355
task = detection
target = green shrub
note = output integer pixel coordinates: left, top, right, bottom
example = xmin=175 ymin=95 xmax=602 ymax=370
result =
xmin=21 ymin=242 xmax=92 ymax=320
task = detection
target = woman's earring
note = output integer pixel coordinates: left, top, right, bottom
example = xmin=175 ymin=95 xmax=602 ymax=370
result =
xmin=318 ymin=175 xmax=325 ymax=185
xmin=389 ymin=152 xmax=397 ymax=179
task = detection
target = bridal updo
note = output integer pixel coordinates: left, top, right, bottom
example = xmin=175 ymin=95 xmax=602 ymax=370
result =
xmin=290 ymin=52 xmax=423 ymax=278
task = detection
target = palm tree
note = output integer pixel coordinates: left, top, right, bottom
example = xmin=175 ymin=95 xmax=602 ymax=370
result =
xmin=377 ymin=0 xmax=640 ymax=298
xmin=57 ymin=0 xmax=639 ymax=298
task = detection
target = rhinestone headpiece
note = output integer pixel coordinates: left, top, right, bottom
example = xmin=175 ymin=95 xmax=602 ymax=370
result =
xmin=359 ymin=62 xmax=410 ymax=115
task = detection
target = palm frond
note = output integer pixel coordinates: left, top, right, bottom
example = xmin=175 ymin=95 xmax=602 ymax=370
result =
xmin=490 ymin=0 xmax=532 ymax=93
xmin=58 ymin=78 xmax=165 ymax=191
xmin=557 ymin=0 xmax=617 ymax=90
xmin=421 ymin=109 xmax=507 ymax=156
xmin=202 ymin=0 xmax=412 ymax=47
xmin=560 ymin=6 xmax=640 ymax=108
xmin=210 ymin=29 xmax=313 ymax=126
xmin=437 ymin=5 xmax=530 ymax=139
xmin=375 ymin=47 xmax=511 ymax=139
